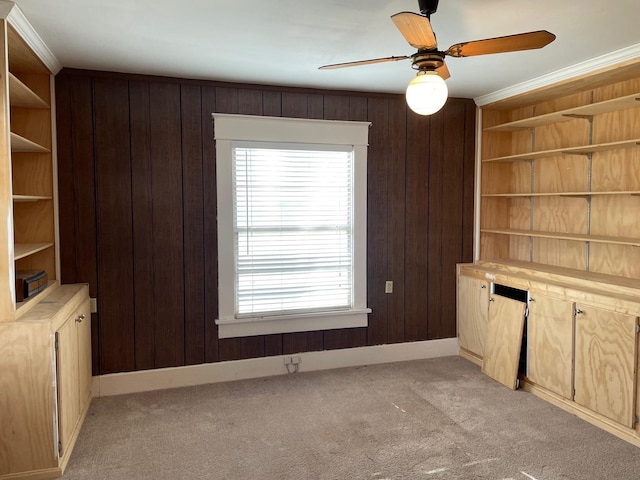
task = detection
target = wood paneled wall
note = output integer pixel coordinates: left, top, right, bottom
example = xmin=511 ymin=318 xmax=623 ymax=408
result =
xmin=55 ymin=69 xmax=476 ymax=375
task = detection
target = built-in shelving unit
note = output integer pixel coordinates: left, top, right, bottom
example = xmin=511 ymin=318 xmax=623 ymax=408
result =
xmin=479 ymin=80 xmax=640 ymax=278
xmin=2 ymin=20 xmax=58 ymax=310
xmin=0 ymin=6 xmax=89 ymax=480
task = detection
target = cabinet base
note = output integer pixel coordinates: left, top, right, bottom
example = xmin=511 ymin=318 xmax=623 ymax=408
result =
xmin=458 ymin=347 xmax=482 ymax=367
xmin=0 ymin=468 xmax=61 ymax=480
xmin=520 ymin=378 xmax=640 ymax=448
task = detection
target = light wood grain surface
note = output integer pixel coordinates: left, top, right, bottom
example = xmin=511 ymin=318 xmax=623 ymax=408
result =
xmin=527 ymin=293 xmax=575 ymax=398
xmin=457 ymin=274 xmax=489 ymax=358
xmin=482 ymin=294 xmax=526 ymax=390
xmin=574 ymin=304 xmax=637 ymax=427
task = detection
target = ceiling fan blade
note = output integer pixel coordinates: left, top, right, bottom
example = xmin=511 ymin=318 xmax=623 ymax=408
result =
xmin=391 ymin=12 xmax=437 ymax=49
xmin=436 ymin=61 xmax=450 ymax=80
xmin=445 ymin=30 xmax=556 ymax=58
xmin=319 ymin=55 xmax=410 ymax=70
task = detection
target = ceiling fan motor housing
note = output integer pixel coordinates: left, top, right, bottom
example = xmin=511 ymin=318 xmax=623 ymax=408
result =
xmin=411 ymin=50 xmax=445 ymax=71
xmin=418 ymin=0 xmax=439 ymax=17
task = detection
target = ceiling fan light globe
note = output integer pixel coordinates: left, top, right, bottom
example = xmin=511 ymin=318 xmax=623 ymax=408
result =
xmin=405 ymin=71 xmax=448 ymax=115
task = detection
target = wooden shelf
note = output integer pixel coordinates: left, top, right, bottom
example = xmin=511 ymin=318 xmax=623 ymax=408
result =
xmin=14 ymin=242 xmax=54 ymax=260
xmin=12 ymin=194 xmax=52 ymax=202
xmin=483 ymin=138 xmax=640 ymax=163
xmin=9 ymin=73 xmax=49 ymax=108
xmin=484 ymin=93 xmax=640 ymax=131
xmin=482 ymin=191 xmax=640 ymax=198
xmin=481 ymin=228 xmax=640 ymax=247
xmin=14 ymin=281 xmax=58 ymax=317
xmin=10 ymin=132 xmax=50 ymax=153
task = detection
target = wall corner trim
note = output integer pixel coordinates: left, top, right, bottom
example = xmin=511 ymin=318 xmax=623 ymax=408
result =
xmin=474 ymin=42 xmax=640 ymax=106
xmin=92 ymin=338 xmax=459 ymax=397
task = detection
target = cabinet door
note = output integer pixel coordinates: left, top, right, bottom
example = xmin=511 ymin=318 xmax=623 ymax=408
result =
xmin=482 ymin=295 xmax=526 ymax=390
xmin=76 ymin=299 xmax=92 ymax=412
xmin=574 ymin=304 xmax=638 ymax=427
xmin=55 ymin=318 xmax=79 ymax=457
xmin=527 ymin=294 xmax=574 ymax=399
xmin=457 ymin=275 xmax=489 ymax=358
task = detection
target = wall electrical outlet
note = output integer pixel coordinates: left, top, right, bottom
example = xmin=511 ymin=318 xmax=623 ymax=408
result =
xmin=283 ymin=356 xmax=301 ymax=365
xmin=385 ymin=281 xmax=393 ymax=294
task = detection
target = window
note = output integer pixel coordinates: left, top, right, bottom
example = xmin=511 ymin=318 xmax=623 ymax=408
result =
xmin=213 ymin=114 xmax=370 ymax=338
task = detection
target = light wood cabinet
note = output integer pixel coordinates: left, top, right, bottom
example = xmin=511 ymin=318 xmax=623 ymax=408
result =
xmin=456 ymin=261 xmax=640 ymax=447
xmin=457 ymin=272 xmax=489 ymax=362
xmin=527 ymin=293 xmax=574 ymax=399
xmin=574 ymin=304 xmax=638 ymax=427
xmin=56 ymin=297 xmax=91 ymax=458
xmin=0 ymin=284 xmax=91 ymax=479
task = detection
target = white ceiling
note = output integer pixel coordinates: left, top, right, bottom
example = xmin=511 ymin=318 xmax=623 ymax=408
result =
xmin=12 ymin=0 xmax=640 ymax=100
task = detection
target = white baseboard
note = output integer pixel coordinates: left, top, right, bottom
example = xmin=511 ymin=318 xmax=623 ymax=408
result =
xmin=92 ymin=338 xmax=459 ymax=397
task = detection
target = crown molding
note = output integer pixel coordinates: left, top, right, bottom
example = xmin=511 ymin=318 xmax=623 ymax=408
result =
xmin=3 ymin=1 xmax=62 ymax=74
xmin=474 ymin=43 xmax=640 ymax=107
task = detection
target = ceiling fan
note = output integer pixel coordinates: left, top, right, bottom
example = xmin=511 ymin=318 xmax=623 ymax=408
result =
xmin=319 ymin=0 xmax=556 ymax=115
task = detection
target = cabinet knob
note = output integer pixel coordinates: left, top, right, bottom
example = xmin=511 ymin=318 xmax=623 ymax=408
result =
xmin=489 ymin=297 xmax=494 ymax=302
xmin=75 ymin=313 xmax=86 ymax=323
xmin=529 ymin=298 xmax=535 ymax=302
xmin=575 ymin=308 xmax=584 ymax=315
xmin=481 ymin=285 xmax=487 ymax=289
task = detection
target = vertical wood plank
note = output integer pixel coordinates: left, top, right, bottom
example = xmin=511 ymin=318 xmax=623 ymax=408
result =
xmin=202 ymin=86 xmax=219 ymax=363
xmin=282 ymin=92 xmax=308 ymax=118
xmin=366 ymin=97 xmax=390 ymax=346
xmin=129 ymin=80 xmax=155 ymax=371
xmin=93 ymin=77 xmax=135 ymax=374
xmin=181 ymin=84 xmax=206 ymax=365
xmin=262 ymin=90 xmax=281 ymax=117
xmin=439 ymin=101 xmax=466 ymax=338
xmin=149 ymin=82 xmax=185 ymax=368
xmin=427 ymin=108 xmax=444 ymax=339
xmin=56 ymin=74 xmax=101 ymax=374
xmin=388 ymin=97 xmax=407 ymax=344
xmin=54 ymin=75 xmax=76 ymax=284
xmin=462 ymin=102 xmax=476 ymax=263
xmin=404 ymin=112 xmax=430 ymax=341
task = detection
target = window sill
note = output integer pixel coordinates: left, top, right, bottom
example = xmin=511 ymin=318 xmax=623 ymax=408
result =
xmin=215 ymin=308 xmax=371 ymax=338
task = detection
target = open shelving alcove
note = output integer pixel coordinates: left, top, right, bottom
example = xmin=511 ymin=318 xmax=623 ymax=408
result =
xmin=4 ymin=17 xmax=59 ymax=315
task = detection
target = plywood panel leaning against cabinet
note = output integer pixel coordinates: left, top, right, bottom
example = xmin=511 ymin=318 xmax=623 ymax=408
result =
xmin=457 ymin=57 xmax=640 ymax=448
xmin=0 ymin=3 xmax=92 ymax=479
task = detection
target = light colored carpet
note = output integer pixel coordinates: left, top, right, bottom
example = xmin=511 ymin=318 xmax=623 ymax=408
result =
xmin=63 ymin=356 xmax=640 ymax=479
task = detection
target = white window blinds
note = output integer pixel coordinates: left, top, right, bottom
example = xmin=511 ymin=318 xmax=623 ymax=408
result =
xmin=234 ymin=143 xmax=353 ymax=317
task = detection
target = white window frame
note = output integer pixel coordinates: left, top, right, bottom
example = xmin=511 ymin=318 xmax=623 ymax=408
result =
xmin=213 ymin=114 xmax=371 ymax=339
